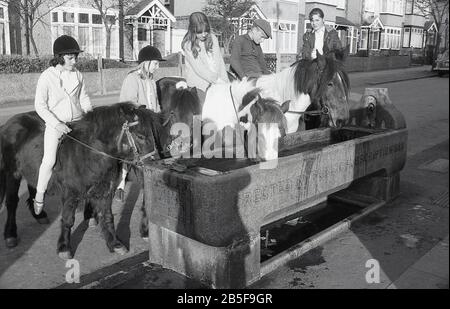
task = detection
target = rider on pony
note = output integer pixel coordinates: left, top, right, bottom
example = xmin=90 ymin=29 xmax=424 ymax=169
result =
xmin=33 ymin=35 xmax=92 ymax=215
xmin=302 ymin=8 xmax=342 ymax=61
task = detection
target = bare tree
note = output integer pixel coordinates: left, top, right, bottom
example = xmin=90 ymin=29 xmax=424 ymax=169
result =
xmin=203 ymin=0 xmax=255 ymax=54
xmin=5 ymin=0 xmax=68 ymax=56
xmin=414 ymin=0 xmax=449 ymax=59
xmin=88 ymin=0 xmax=118 ymax=59
xmin=89 ymin=0 xmax=139 ymax=59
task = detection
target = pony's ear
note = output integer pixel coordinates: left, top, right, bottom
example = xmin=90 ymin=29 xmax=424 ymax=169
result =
xmin=281 ymin=100 xmax=290 ymax=113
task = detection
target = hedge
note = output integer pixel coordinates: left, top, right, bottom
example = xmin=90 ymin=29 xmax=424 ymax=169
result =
xmin=0 ymin=54 xmax=132 ymax=74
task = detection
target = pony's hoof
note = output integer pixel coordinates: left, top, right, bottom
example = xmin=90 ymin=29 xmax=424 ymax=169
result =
xmin=113 ymin=246 xmax=128 ymax=255
xmin=114 ymin=189 xmax=125 ymax=202
xmin=5 ymin=237 xmax=18 ymax=248
xmin=58 ymin=251 xmax=73 ymax=260
xmin=33 ymin=199 xmax=45 ymax=215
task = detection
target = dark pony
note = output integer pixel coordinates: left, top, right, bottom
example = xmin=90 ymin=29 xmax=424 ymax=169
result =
xmin=156 ymin=76 xmax=202 ymax=156
xmin=293 ymin=50 xmax=350 ymax=129
xmin=0 ymin=103 xmax=161 ymax=259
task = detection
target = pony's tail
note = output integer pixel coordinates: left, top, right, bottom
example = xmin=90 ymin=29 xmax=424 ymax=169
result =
xmin=0 ymin=133 xmax=5 ymax=211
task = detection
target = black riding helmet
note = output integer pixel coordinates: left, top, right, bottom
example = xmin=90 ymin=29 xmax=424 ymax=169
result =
xmin=53 ymin=35 xmax=83 ymax=55
xmin=138 ymin=45 xmax=166 ymax=64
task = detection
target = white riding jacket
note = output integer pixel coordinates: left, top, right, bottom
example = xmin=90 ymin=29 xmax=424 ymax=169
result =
xmin=34 ymin=66 xmax=92 ymax=129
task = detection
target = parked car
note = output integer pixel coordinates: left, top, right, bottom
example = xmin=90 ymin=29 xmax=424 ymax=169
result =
xmin=433 ymin=49 xmax=449 ymax=77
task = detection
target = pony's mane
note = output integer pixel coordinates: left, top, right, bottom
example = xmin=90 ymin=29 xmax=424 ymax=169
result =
xmin=292 ymin=59 xmax=321 ymax=96
xmin=315 ymin=57 xmax=350 ymax=100
xmin=82 ymin=102 xmax=137 ymax=128
xmin=230 ymin=78 xmax=258 ymax=108
xmin=260 ymin=98 xmax=286 ymax=122
xmin=166 ymin=87 xmax=201 ymax=117
xmin=292 ymin=56 xmax=349 ymax=100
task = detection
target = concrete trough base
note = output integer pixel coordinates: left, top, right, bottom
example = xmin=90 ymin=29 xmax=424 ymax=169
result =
xmin=148 ymin=220 xmax=261 ymax=289
xmin=148 ymin=189 xmax=389 ymax=289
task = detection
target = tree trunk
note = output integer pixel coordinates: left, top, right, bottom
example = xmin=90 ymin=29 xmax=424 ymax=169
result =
xmin=29 ymin=27 xmax=39 ymax=56
xmin=105 ymin=27 xmax=111 ymax=59
xmin=119 ymin=0 xmax=124 ymax=61
xmin=434 ymin=33 xmax=442 ymax=60
xmin=24 ymin=4 xmax=30 ymax=55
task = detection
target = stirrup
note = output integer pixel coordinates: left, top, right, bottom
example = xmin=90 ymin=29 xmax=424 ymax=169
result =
xmin=33 ymin=199 xmax=45 ymax=215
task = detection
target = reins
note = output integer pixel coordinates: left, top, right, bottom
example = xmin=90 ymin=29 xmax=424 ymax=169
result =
xmin=64 ymin=120 xmax=157 ymax=168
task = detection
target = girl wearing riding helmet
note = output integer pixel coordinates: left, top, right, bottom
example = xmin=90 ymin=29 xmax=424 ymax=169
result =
xmin=33 ymin=35 xmax=92 ymax=215
xmin=116 ymin=45 xmax=166 ymax=198
xmin=119 ymin=45 xmax=165 ymax=111
xmin=182 ymin=12 xmax=229 ymax=103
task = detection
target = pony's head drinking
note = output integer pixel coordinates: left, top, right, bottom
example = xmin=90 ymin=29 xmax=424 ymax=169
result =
xmin=304 ymin=51 xmax=350 ymax=128
xmin=256 ymin=49 xmax=350 ymax=133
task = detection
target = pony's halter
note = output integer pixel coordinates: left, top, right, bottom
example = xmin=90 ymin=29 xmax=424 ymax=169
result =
xmin=162 ymin=111 xmax=175 ymax=127
xmin=285 ymin=104 xmax=330 ymax=117
xmin=117 ymin=120 xmax=158 ymax=166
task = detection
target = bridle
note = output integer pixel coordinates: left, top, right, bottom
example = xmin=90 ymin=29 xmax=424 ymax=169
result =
xmin=65 ymin=119 xmax=158 ymax=168
xmin=117 ymin=120 xmax=158 ymax=165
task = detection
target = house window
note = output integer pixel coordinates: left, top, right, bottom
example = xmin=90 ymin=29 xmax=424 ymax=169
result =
xmin=79 ymin=13 xmax=89 ymax=24
xmin=381 ymin=27 xmax=401 ymax=50
xmin=346 ymin=27 xmax=358 ymax=54
xmin=382 ymin=0 xmax=403 ymax=15
xmin=78 ymin=26 xmax=89 ymax=51
xmin=51 ymin=8 xmax=120 ymax=59
xmin=0 ymin=3 xmax=9 ymax=55
xmin=92 ymin=27 xmax=103 ymax=55
xmin=405 ymin=0 xmax=413 ymax=14
xmin=370 ymin=30 xmax=380 ymax=50
xmin=0 ymin=22 xmax=5 ymax=55
xmin=92 ymin=14 xmax=102 ymax=24
xmin=63 ymin=26 xmax=75 ymax=36
xmin=265 ymin=21 xmax=297 ymax=53
xmin=138 ymin=28 xmax=147 ymax=41
xmin=410 ymin=27 xmax=423 ymax=48
xmin=63 ymin=12 xmax=75 ymax=23
xmin=110 ymin=28 xmax=118 ymax=58
xmin=360 ymin=28 xmax=368 ymax=50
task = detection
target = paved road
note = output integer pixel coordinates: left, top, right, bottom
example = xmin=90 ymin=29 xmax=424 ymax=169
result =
xmin=0 ymin=67 xmax=448 ymax=289
xmin=0 ymin=93 xmax=120 ymax=126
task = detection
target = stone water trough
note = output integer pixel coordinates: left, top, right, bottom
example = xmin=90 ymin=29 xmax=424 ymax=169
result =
xmin=142 ymin=88 xmax=408 ymax=288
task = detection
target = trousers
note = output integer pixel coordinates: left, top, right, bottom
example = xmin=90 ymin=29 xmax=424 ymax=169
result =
xmin=36 ymin=125 xmax=64 ymax=193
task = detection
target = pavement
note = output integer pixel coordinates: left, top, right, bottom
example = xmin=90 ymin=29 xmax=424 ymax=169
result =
xmin=0 ymin=65 xmax=447 ymax=289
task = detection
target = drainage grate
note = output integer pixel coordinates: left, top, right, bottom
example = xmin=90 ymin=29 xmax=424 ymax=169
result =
xmin=432 ymin=190 xmax=449 ymax=208
xmin=418 ymin=159 xmax=449 ymax=174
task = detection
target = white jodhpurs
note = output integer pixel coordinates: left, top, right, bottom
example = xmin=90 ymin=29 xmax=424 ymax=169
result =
xmin=117 ymin=164 xmax=129 ymax=191
xmin=36 ymin=125 xmax=64 ymax=193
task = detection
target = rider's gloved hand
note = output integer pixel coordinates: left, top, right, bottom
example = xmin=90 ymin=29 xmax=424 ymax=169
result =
xmin=55 ymin=123 xmax=72 ymax=134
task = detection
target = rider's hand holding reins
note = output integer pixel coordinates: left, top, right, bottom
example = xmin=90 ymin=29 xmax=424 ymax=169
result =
xmin=55 ymin=123 xmax=72 ymax=134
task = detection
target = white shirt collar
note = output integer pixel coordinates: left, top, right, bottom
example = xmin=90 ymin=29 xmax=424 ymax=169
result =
xmin=314 ymin=26 xmax=325 ymax=34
